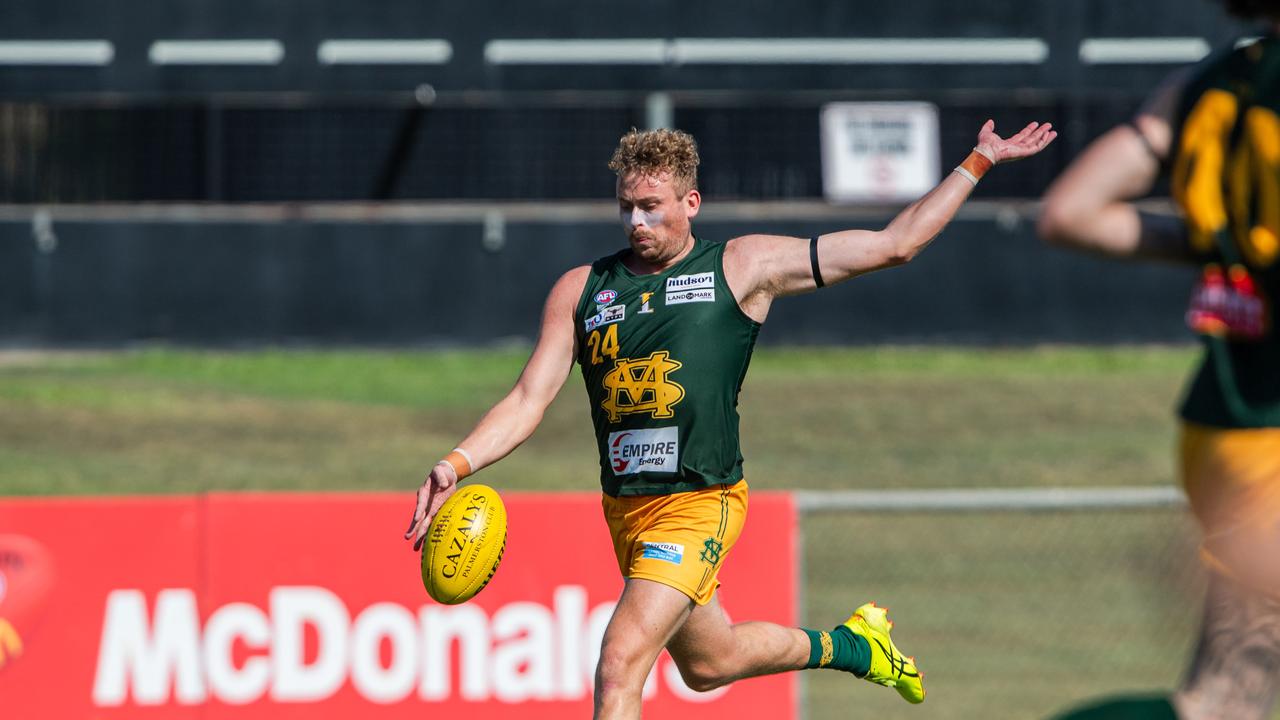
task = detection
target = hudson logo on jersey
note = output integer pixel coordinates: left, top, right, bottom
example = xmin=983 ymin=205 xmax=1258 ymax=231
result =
xmin=600 ymin=351 xmax=685 ymax=423
xmin=584 ymin=304 xmax=625 ymax=333
xmin=608 ymin=427 xmax=679 ymax=475
xmin=665 ymin=272 xmax=715 ymax=305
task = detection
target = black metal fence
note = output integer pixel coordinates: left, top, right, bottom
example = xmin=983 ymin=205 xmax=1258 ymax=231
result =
xmin=0 ymin=0 xmax=1254 ymax=202
xmin=0 ymin=92 xmax=1137 ymax=202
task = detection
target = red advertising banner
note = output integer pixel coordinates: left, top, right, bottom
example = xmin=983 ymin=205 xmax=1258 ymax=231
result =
xmin=0 ymin=491 xmax=797 ymax=718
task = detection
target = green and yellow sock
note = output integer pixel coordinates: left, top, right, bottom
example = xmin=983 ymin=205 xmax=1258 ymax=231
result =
xmin=803 ymin=626 xmax=871 ymax=676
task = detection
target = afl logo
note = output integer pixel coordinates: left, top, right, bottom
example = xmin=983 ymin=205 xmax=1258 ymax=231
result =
xmin=595 ymin=289 xmax=618 ymax=306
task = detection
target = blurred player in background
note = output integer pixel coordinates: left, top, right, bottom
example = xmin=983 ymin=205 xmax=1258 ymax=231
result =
xmin=1040 ymin=2 xmax=1280 ymax=718
xmin=407 ymin=118 xmax=1054 ymax=719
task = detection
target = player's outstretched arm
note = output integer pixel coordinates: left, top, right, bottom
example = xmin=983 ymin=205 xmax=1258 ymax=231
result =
xmin=1038 ymin=72 xmax=1195 ymax=262
xmin=725 ymin=120 xmax=1056 ymax=314
xmin=404 ymin=265 xmax=588 ymax=549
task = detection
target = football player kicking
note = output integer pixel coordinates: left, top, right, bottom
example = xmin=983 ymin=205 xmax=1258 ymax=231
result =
xmin=408 ymin=118 xmax=1055 ymax=718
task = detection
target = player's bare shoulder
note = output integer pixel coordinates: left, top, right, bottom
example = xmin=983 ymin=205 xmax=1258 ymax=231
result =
xmin=723 ymin=233 xmax=806 ymax=322
xmin=557 ymin=264 xmax=593 ymax=288
xmin=547 ymin=265 xmax=592 ymax=311
xmin=720 ymin=234 xmax=758 ymax=297
xmin=724 ymin=233 xmax=778 ymax=262
xmin=728 ymin=232 xmax=818 ymax=288
xmin=723 ymin=234 xmax=784 ymax=290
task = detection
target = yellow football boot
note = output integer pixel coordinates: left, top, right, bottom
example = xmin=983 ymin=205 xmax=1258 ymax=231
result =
xmin=841 ymin=602 xmax=925 ymax=704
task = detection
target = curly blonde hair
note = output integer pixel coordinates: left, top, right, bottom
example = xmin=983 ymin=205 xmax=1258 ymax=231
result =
xmin=608 ymin=128 xmax=700 ymax=197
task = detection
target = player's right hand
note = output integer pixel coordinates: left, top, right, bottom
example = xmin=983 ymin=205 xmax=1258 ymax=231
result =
xmin=405 ymin=462 xmax=459 ymax=551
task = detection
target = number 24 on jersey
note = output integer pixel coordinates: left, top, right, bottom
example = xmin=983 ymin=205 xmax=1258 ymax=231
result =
xmin=586 ymin=325 xmax=619 ymax=365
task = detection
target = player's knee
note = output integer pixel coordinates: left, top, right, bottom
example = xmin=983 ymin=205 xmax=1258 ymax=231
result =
xmin=595 ymin=641 xmax=651 ymax=692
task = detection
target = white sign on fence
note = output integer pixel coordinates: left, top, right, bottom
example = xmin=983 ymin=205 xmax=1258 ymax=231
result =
xmin=820 ymin=102 xmax=940 ymax=203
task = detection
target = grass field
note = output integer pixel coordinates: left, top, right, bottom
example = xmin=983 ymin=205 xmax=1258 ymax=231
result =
xmin=0 ymin=346 xmax=1213 ymax=718
xmin=0 ymin=346 xmax=1193 ymax=495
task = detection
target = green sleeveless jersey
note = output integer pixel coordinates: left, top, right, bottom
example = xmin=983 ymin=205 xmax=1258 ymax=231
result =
xmin=1170 ymin=36 xmax=1280 ymax=428
xmin=573 ymin=237 xmax=761 ymax=496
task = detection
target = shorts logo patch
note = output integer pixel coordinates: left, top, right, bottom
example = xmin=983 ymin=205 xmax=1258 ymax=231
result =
xmin=608 ymin=426 xmax=679 ymax=475
xmin=641 ymin=541 xmax=684 ymax=565
xmin=584 ymin=304 xmax=625 ymax=333
xmin=594 ymin=289 xmax=618 ymax=307
xmin=700 ymin=537 xmax=724 ymax=567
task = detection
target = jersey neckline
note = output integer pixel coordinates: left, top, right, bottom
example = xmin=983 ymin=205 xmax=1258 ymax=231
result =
xmin=609 ymin=236 xmax=706 ymax=292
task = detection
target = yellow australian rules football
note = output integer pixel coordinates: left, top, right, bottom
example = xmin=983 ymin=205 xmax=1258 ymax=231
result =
xmin=421 ymin=484 xmax=507 ymax=604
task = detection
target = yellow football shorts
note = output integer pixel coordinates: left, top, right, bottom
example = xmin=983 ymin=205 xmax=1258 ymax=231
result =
xmin=602 ymin=479 xmax=748 ymax=605
xmin=1180 ymin=422 xmax=1280 ymax=594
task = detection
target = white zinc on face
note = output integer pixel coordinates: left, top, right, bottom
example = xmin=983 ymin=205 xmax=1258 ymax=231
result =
xmin=619 ymin=206 xmax=666 ymax=233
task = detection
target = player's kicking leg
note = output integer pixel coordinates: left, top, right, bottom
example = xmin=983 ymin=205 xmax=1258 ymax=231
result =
xmin=663 ymin=590 xmax=809 ymax=690
xmin=597 ymin=479 xmax=922 ymax=715
xmin=665 ymin=594 xmax=925 ymax=703
xmin=595 ymin=579 xmax=925 ymax=719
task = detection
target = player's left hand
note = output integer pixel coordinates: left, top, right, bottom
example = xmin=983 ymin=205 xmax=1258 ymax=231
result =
xmin=975 ymin=119 xmax=1057 ymax=164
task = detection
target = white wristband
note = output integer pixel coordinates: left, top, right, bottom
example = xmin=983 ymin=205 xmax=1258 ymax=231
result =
xmin=952 ymin=166 xmax=980 ymax=186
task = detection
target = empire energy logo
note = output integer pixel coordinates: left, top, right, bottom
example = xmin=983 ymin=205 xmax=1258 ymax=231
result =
xmin=608 ymin=427 xmax=679 ymax=475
